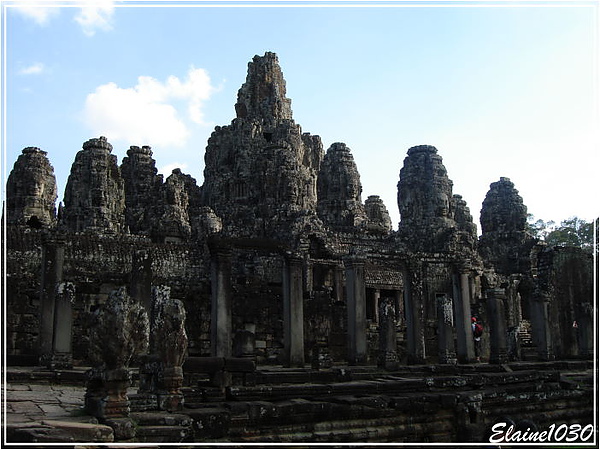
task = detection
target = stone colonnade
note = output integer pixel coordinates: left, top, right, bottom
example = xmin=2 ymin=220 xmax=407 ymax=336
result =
xmin=206 ymin=245 xmax=502 ymax=367
xmin=38 ymin=236 xmax=591 ymax=371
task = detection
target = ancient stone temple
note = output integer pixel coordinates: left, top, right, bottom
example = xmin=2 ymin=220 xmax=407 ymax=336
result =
xmin=4 ymin=52 xmax=594 ymax=444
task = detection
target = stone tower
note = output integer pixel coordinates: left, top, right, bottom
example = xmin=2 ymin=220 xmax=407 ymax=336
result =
xmin=479 ymin=177 xmax=534 ymax=274
xmin=121 ymin=145 xmax=163 ymax=236
xmin=451 ymin=194 xmax=478 ymax=249
xmin=480 ymin=177 xmax=528 ymax=234
xmin=364 ymin=195 xmax=392 ymax=234
xmin=397 ymin=145 xmax=458 ymax=251
xmin=61 ymin=137 xmax=126 ymax=233
xmin=397 ymin=145 xmax=453 ymax=228
xmin=6 ymin=147 xmax=57 ymax=228
xmin=153 ymin=169 xmax=202 ymax=243
xmin=201 ymin=52 xmax=323 ymax=238
xmin=397 ymin=145 xmax=479 ymax=253
xmin=317 ymin=142 xmax=367 ymax=232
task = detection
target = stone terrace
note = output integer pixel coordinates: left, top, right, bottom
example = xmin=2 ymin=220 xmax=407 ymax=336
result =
xmin=5 ymin=360 xmax=593 ymax=444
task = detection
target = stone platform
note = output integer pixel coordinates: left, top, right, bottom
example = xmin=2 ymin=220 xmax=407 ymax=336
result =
xmin=3 ymin=360 xmax=595 ymax=445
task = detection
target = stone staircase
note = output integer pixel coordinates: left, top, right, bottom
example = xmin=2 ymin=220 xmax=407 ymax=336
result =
xmin=139 ymin=361 xmax=592 ymax=443
xmin=129 ymin=411 xmax=193 ymax=443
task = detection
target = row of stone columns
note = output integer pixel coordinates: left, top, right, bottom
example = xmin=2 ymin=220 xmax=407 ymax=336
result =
xmin=39 ymin=237 xmax=592 ymax=371
xmin=206 ymin=247 xmax=514 ymax=367
xmin=404 ymin=265 xmax=476 ymax=365
xmin=35 ymin=236 xmax=500 ymax=369
xmin=208 ymin=245 xmax=370 ymax=368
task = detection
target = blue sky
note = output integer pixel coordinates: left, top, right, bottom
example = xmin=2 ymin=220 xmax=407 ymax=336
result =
xmin=3 ymin=0 xmax=599 ymax=230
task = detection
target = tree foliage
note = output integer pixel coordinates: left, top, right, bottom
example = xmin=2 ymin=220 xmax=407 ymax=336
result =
xmin=527 ymin=215 xmax=597 ymax=253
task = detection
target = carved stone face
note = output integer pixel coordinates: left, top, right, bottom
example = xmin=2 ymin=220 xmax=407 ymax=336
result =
xmin=435 ymin=193 xmax=450 ymax=218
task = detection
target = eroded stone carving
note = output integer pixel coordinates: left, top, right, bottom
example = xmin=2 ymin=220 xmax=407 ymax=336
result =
xmin=6 ymin=147 xmax=57 ymax=228
xmin=317 ymin=142 xmax=368 ymax=232
xmin=201 ymin=52 xmax=324 ymax=238
xmin=397 ymin=145 xmax=478 ymax=254
xmin=154 ymin=169 xmax=202 ymax=243
xmin=121 ymin=145 xmax=163 ymax=236
xmin=85 ymin=287 xmax=149 ymax=423
xmin=61 ymin=137 xmax=126 ymax=233
xmin=152 ymin=286 xmax=188 ymax=411
xmin=364 ymin=195 xmax=392 ymax=234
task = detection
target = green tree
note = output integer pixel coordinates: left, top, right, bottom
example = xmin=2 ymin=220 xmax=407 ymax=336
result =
xmin=527 ymin=215 xmax=597 ymax=253
xmin=545 ymin=217 xmax=595 ymax=252
xmin=526 ymin=214 xmax=554 ymax=240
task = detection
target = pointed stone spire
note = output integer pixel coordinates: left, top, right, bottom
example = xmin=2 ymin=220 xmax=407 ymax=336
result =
xmin=317 ymin=142 xmax=367 ymax=231
xmin=61 ymin=137 xmax=126 ymax=233
xmin=6 ymin=147 xmax=57 ymax=228
xmin=234 ymin=52 xmax=293 ymax=122
xmin=201 ymin=53 xmax=323 ymax=239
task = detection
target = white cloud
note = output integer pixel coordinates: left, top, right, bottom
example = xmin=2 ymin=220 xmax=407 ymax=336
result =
xmin=166 ymin=68 xmax=214 ymax=125
xmin=82 ymin=67 xmax=216 ymax=148
xmin=74 ymin=0 xmax=115 ymax=37
xmin=19 ymin=62 xmax=45 ymax=75
xmin=13 ymin=4 xmax=59 ymax=26
xmin=13 ymin=1 xmax=115 ymax=36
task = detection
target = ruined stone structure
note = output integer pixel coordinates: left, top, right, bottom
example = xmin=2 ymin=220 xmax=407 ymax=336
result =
xmin=6 ymin=147 xmax=57 ymax=228
xmin=4 ymin=52 xmax=594 ymax=443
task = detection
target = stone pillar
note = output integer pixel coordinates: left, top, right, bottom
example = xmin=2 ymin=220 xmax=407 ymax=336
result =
xmin=50 ymin=282 xmax=75 ymax=369
xmin=372 ymin=289 xmax=381 ymax=323
xmin=530 ymin=293 xmax=554 ymax=360
xmin=39 ymin=235 xmax=65 ymax=366
xmin=345 ymin=256 xmax=367 ymax=365
xmin=437 ymin=294 xmax=457 ymax=365
xmin=210 ymin=244 xmax=232 ymax=358
xmin=403 ymin=265 xmax=426 ymax=364
xmin=333 ymin=265 xmax=344 ymax=303
xmin=453 ymin=271 xmax=475 ymax=363
xmin=134 ymin=252 xmax=158 ymax=403
xmin=378 ymin=297 xmax=399 ymax=370
xmin=486 ymin=288 xmax=508 ymax=364
xmin=395 ymin=290 xmax=404 ymax=325
xmin=283 ymin=253 xmax=305 ymax=367
xmin=576 ymin=302 xmax=593 ymax=358
xmin=130 ymin=249 xmax=152 ymax=314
